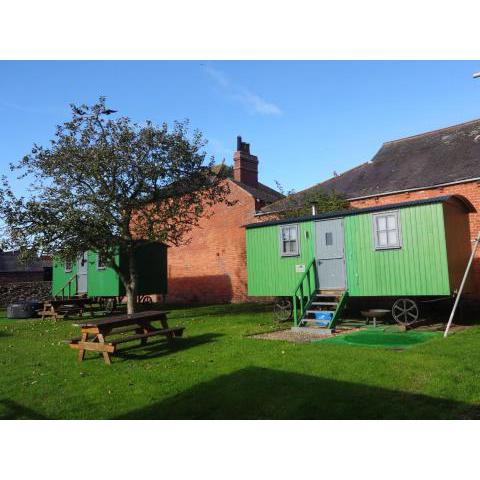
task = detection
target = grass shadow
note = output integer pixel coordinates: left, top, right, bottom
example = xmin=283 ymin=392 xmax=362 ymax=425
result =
xmin=110 ymin=332 xmax=223 ymax=362
xmin=0 ymin=399 xmax=48 ymax=420
xmin=116 ymin=366 xmax=480 ymax=420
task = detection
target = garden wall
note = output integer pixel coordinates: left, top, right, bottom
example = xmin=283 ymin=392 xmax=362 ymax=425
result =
xmin=0 ymin=281 xmax=51 ymax=306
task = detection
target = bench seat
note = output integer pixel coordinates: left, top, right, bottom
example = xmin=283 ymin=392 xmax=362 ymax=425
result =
xmin=108 ymin=327 xmax=185 ymax=346
xmin=66 ymin=326 xmax=185 ymax=347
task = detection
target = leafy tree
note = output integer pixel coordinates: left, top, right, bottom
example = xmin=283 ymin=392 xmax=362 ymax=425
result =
xmin=0 ymin=98 xmax=231 ymax=313
xmin=274 ymin=181 xmax=348 ymax=218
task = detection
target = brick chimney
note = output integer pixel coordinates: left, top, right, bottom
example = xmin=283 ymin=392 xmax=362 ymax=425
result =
xmin=233 ymin=136 xmax=258 ymax=187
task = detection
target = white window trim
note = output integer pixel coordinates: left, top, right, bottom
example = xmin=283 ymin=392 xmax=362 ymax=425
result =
xmin=96 ymin=253 xmax=106 ymax=270
xmin=372 ymin=210 xmax=402 ymax=250
xmin=64 ymin=260 xmax=72 ymax=273
xmin=279 ymin=224 xmax=300 ymax=257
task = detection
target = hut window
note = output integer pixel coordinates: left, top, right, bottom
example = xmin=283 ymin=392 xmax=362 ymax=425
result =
xmin=97 ymin=253 xmax=106 ymax=270
xmin=373 ymin=211 xmax=402 ymax=250
xmin=64 ymin=260 xmax=72 ymax=273
xmin=279 ymin=224 xmax=300 ymax=256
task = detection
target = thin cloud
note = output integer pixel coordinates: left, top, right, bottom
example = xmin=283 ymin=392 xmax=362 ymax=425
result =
xmin=203 ymin=65 xmax=283 ymax=116
xmin=0 ymin=100 xmax=61 ymax=115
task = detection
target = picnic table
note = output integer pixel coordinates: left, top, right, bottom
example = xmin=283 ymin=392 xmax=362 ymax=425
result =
xmin=66 ymin=310 xmax=184 ymax=364
xmin=39 ymin=298 xmax=94 ymax=320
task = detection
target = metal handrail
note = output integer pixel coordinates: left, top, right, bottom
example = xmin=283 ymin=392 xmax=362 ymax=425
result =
xmin=292 ymin=258 xmax=316 ymax=326
xmin=54 ymin=274 xmax=77 ymax=299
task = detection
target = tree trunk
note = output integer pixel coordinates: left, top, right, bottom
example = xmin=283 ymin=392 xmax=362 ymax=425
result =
xmin=126 ymin=251 xmax=138 ymax=315
xmin=125 ymin=282 xmax=137 ymax=315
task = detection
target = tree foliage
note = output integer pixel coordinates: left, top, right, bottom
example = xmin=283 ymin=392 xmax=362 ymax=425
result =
xmin=0 ymin=98 xmax=232 ymax=312
xmin=274 ymin=181 xmax=348 ymax=219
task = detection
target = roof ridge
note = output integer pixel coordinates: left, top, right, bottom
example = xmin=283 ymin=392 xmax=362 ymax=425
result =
xmin=383 ymin=118 xmax=480 ymax=146
xmin=297 ymin=161 xmax=372 ymax=195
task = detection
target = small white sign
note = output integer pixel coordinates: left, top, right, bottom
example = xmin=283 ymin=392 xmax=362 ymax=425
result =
xmin=295 ymin=264 xmax=305 ymax=273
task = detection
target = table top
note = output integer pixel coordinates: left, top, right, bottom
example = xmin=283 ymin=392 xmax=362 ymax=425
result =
xmin=74 ymin=310 xmax=166 ymax=328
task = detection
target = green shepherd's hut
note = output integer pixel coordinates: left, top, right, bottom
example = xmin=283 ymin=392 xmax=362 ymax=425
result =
xmin=52 ymin=243 xmax=167 ymax=302
xmin=245 ymin=195 xmax=475 ymax=329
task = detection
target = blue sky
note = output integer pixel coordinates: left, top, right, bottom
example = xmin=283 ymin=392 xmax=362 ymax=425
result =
xmin=1 ymin=60 xmax=480 ymax=195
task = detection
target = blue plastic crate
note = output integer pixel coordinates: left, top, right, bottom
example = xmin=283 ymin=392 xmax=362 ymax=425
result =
xmin=314 ymin=311 xmax=333 ymax=321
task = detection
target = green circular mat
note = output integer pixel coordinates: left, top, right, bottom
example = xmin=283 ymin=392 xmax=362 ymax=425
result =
xmin=317 ymin=330 xmax=440 ymax=349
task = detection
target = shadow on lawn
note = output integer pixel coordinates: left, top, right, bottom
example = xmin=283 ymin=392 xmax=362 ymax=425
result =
xmin=164 ymin=302 xmax=273 ymax=318
xmin=116 ymin=367 xmax=480 ymax=420
xmin=0 ymin=399 xmax=47 ymax=420
xmin=112 ymin=333 xmax=223 ymax=362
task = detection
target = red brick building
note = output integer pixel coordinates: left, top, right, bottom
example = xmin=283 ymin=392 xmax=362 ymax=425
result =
xmin=260 ymin=119 xmax=480 ymax=300
xmin=166 ymin=137 xmax=282 ymax=304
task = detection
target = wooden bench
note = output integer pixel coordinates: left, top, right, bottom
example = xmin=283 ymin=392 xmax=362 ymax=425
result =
xmin=65 ymin=311 xmax=184 ymax=364
xmin=39 ymin=298 xmax=94 ymax=321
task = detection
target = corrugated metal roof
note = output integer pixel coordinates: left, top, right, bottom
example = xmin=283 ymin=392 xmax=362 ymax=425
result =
xmin=245 ymin=195 xmax=474 ymax=229
xmin=0 ymin=251 xmax=52 ymax=273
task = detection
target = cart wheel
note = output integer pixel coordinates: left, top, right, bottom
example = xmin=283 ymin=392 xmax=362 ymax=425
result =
xmin=392 ymin=298 xmax=419 ymax=326
xmin=141 ymin=295 xmax=153 ymax=304
xmin=273 ymin=298 xmax=293 ymax=323
xmin=105 ymin=298 xmax=117 ymax=314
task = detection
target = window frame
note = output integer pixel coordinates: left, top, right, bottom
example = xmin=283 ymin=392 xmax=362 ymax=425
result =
xmin=372 ymin=210 xmax=402 ymax=250
xmin=64 ymin=260 xmax=72 ymax=273
xmin=279 ymin=224 xmax=300 ymax=257
xmin=96 ymin=253 xmax=106 ymax=270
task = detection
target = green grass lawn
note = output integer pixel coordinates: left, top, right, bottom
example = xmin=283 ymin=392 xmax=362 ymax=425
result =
xmin=1 ymin=302 xmax=480 ymax=419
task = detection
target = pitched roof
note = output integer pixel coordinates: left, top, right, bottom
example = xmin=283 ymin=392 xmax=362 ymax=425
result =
xmin=247 ymin=195 xmax=475 ymax=230
xmin=261 ymin=118 xmax=480 ymax=214
xmin=0 ymin=251 xmax=52 ymax=273
xmin=232 ymin=179 xmax=284 ymax=204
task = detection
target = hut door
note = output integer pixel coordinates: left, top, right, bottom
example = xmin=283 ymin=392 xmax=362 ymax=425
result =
xmin=315 ymin=219 xmax=346 ymax=290
xmin=77 ymin=252 xmax=88 ymax=294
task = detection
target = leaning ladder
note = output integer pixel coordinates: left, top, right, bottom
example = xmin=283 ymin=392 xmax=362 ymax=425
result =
xmin=444 ymin=232 xmax=480 ymax=338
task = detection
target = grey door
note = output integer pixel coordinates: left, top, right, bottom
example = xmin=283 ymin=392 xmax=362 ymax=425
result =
xmin=77 ymin=252 xmax=88 ymax=294
xmin=315 ymin=219 xmax=346 ymax=290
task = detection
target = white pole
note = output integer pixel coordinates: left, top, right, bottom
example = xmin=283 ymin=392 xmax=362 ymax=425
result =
xmin=444 ymin=232 xmax=480 ymax=338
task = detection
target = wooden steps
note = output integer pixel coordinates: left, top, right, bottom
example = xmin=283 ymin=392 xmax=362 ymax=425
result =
xmin=298 ymin=290 xmax=348 ymax=330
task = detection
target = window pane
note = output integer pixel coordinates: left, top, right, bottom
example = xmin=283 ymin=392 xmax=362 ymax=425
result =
xmin=386 ymin=215 xmax=397 ymax=231
xmin=325 ymin=232 xmax=333 ymax=246
xmin=282 ymin=229 xmax=289 ymax=241
xmin=289 ymin=227 xmax=297 ymax=240
xmin=378 ymin=231 xmax=388 ymax=246
xmin=283 ymin=240 xmax=288 ymax=253
xmin=290 ymin=240 xmax=297 ymax=253
xmin=387 ymin=230 xmax=398 ymax=245
xmin=377 ymin=216 xmax=387 ymax=230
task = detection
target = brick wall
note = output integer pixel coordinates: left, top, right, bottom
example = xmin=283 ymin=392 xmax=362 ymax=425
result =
xmin=349 ymin=181 xmax=480 ymax=298
xmin=166 ymin=180 xmax=256 ymax=304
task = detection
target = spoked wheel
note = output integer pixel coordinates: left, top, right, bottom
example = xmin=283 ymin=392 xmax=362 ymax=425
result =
xmin=392 ymin=298 xmax=419 ymax=326
xmin=273 ymin=297 xmax=293 ymax=323
xmin=140 ymin=295 xmax=153 ymax=304
xmin=104 ymin=297 xmax=117 ymax=314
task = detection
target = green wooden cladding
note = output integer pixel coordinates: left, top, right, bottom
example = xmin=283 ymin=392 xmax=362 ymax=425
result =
xmin=247 ymin=222 xmax=315 ymax=297
xmin=247 ymin=200 xmax=471 ymax=298
xmin=344 ymin=203 xmax=450 ymax=296
xmin=52 ymin=243 xmax=167 ymax=297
